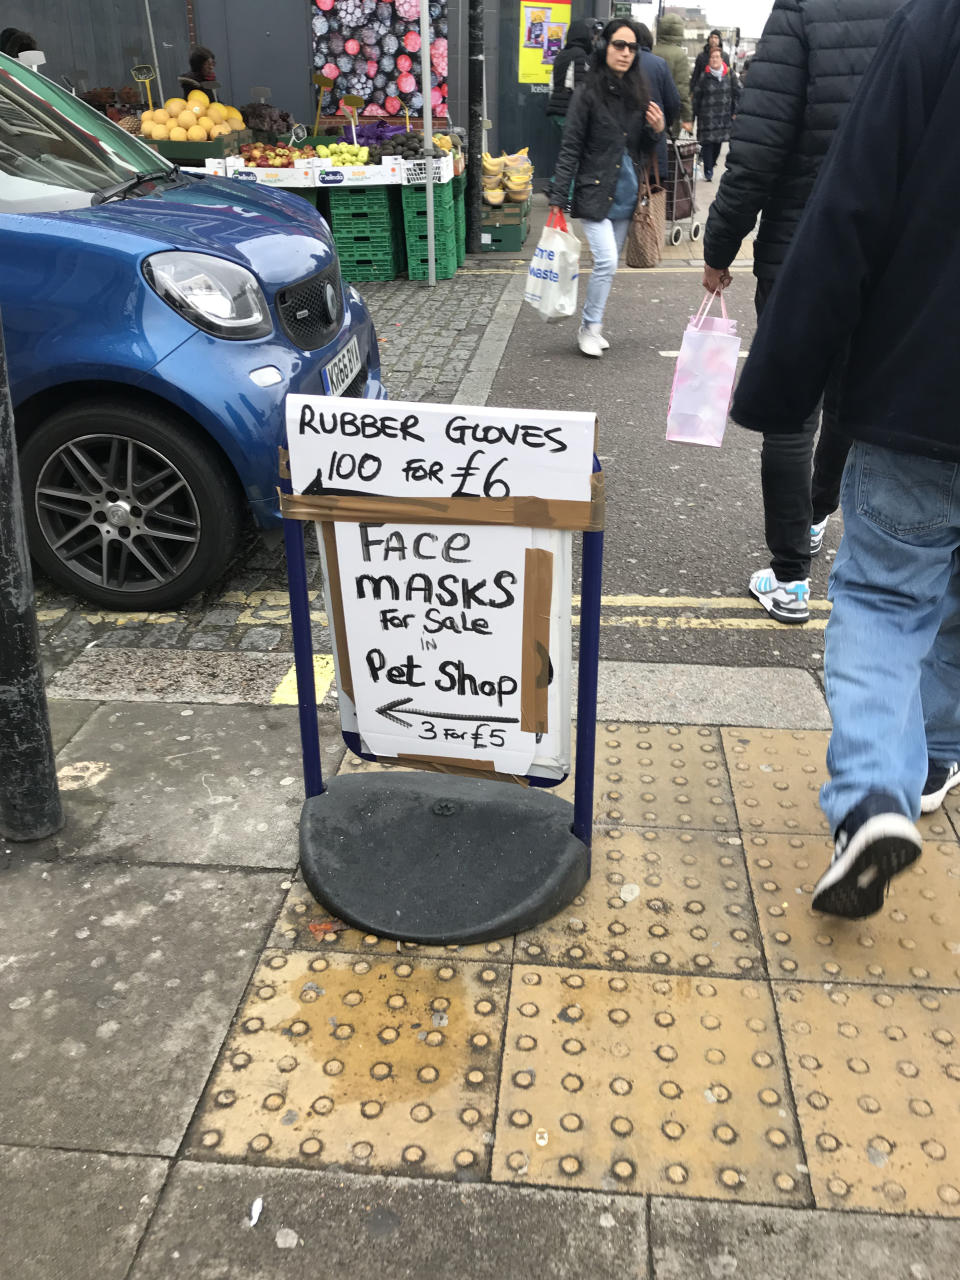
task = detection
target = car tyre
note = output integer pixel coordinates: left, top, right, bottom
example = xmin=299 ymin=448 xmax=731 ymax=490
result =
xmin=19 ymin=400 xmax=244 ymax=610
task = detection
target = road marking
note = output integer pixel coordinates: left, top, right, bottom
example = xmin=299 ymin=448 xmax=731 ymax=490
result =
xmin=596 ymin=594 xmax=832 ymax=612
xmin=590 ymin=615 xmax=827 ymax=631
xmin=270 ymin=655 xmax=335 ymax=706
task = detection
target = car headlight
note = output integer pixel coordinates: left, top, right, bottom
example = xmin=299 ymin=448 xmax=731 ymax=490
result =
xmin=143 ymin=251 xmax=272 ymax=340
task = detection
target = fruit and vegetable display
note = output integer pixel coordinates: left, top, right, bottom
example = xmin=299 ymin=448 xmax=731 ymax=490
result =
xmin=239 ymin=142 xmax=320 ymax=168
xmin=482 ymin=148 xmax=533 ymax=207
xmin=311 ymin=0 xmax=449 ymax=119
xmin=238 ymin=102 xmax=296 ymax=136
xmin=135 ymin=92 xmax=245 ymax=142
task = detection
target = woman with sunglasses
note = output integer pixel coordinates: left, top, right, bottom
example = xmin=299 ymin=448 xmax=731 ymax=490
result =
xmin=549 ymin=18 xmax=665 ymax=357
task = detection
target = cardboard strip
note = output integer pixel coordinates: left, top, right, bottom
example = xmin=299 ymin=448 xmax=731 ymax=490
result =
xmin=278 ymin=446 xmax=291 ymax=480
xmin=319 ymin=522 xmax=354 ymax=702
xmin=520 ymin=548 xmax=553 ymax=734
xmin=279 ymin=473 xmax=605 ymax=532
xmin=395 ymin=753 xmax=530 ymax=787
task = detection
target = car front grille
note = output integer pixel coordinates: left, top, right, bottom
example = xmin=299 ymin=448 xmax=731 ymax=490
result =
xmin=275 ymin=265 xmax=344 ymax=351
xmin=344 ymin=365 xmax=368 ymax=397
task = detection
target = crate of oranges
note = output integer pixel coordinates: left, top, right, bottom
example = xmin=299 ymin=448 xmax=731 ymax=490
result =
xmin=137 ymin=91 xmax=249 ymax=159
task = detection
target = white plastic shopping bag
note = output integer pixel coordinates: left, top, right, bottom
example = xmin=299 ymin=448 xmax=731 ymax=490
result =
xmin=524 ymin=210 xmax=581 ymax=322
xmin=666 ymin=291 xmax=741 ymax=447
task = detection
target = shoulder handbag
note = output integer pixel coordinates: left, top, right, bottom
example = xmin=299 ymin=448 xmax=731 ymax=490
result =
xmin=626 ymin=153 xmax=666 ymax=269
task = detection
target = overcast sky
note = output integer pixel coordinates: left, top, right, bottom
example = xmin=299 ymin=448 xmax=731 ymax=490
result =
xmin=703 ymin=2 xmax=777 ymax=39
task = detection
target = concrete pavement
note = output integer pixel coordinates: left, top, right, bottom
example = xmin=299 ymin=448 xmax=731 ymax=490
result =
xmin=6 ymin=180 xmax=959 ymax=1278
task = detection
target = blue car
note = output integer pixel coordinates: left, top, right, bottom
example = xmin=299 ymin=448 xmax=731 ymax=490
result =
xmin=0 ymin=53 xmax=385 ymax=609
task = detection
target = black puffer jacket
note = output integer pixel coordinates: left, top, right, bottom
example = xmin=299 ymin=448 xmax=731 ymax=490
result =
xmin=548 ymin=77 xmax=656 ymax=220
xmin=547 ymin=21 xmax=594 ymax=116
xmin=704 ymin=0 xmax=899 ymax=279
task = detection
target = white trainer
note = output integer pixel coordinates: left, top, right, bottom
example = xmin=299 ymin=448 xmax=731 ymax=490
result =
xmin=748 ymin=569 xmax=811 ymax=624
xmin=577 ymin=327 xmax=604 ymax=358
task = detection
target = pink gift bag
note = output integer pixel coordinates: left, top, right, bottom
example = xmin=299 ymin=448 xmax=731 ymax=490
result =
xmin=666 ymin=291 xmax=741 ymax=447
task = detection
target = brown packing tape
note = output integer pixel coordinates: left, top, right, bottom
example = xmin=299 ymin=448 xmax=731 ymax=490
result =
xmin=394 ymin=753 xmax=530 ymax=787
xmin=319 ymin=522 xmax=354 ymax=702
xmin=279 ymin=473 xmax=605 ymax=532
xmin=278 ymin=447 xmax=291 ymax=480
xmin=520 ymin=548 xmax=553 ymax=735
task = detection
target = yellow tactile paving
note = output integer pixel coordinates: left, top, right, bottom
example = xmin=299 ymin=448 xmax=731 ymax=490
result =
xmin=747 ymin=835 xmax=960 ymax=988
xmin=186 ymin=950 xmax=507 ymax=1179
xmin=270 ymin=876 xmax=514 ymax=962
xmin=583 ymin=724 xmax=737 ymax=832
xmin=722 ymin=728 xmax=958 ymax=842
xmin=492 ymin=967 xmax=810 ymax=1205
xmin=515 ymin=828 xmax=763 ymax=978
xmin=776 ymin=982 xmax=960 ymax=1215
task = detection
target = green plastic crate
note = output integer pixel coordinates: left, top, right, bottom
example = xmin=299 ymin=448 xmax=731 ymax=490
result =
xmin=401 ymin=182 xmax=455 ymax=219
xmin=340 ymin=255 xmax=403 ymax=282
xmin=480 ymin=218 xmax=529 ymax=252
xmin=407 ymin=253 xmax=458 ymax=281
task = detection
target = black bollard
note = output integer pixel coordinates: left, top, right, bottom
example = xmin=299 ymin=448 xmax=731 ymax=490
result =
xmin=0 ymin=311 xmax=63 ymax=841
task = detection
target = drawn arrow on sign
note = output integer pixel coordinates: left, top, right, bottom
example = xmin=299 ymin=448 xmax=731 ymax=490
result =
xmin=376 ymin=698 xmax=520 ymax=728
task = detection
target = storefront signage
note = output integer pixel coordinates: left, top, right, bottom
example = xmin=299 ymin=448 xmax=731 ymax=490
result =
xmin=518 ymin=2 xmax=572 ymax=85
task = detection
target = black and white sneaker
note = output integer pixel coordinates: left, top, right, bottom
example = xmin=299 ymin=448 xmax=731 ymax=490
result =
xmin=921 ymin=760 xmax=960 ymax=813
xmin=811 ymin=793 xmax=922 ymax=919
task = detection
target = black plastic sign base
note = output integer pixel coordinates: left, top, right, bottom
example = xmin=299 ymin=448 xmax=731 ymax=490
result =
xmin=299 ymin=772 xmax=590 ymax=945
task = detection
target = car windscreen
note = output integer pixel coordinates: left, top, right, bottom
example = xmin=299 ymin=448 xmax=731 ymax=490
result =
xmin=0 ymin=55 xmax=172 ymax=212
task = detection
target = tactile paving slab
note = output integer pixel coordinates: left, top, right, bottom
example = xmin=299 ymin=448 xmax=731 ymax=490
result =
xmin=748 ymin=835 xmax=960 ymax=988
xmin=269 ymin=877 xmax=514 ymax=962
xmin=588 ymin=724 xmax=737 ymax=832
xmin=776 ymin=982 xmax=960 ymax=1215
xmin=515 ymin=828 xmax=763 ymax=978
xmin=722 ymin=729 xmax=957 ymax=842
xmin=492 ymin=967 xmax=810 ymax=1205
xmin=185 ymin=951 xmax=507 ymax=1179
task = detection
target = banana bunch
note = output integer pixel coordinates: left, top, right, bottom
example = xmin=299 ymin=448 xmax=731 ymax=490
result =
xmin=433 ymin=134 xmax=454 ymax=152
xmin=482 ymin=147 xmax=533 ymax=207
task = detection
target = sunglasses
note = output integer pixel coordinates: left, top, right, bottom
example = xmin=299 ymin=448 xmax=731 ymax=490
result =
xmin=610 ymin=39 xmax=638 ymax=52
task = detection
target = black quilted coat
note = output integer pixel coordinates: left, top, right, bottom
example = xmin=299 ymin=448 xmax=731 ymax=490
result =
xmin=704 ymin=0 xmax=900 ymax=280
xmin=692 ymin=65 xmax=740 ymax=143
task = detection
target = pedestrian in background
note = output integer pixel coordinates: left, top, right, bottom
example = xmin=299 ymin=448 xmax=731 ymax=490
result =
xmin=545 ymin=21 xmax=594 ymax=184
xmin=692 ymin=48 xmax=739 ymax=181
xmin=635 ymin=24 xmax=679 ymax=179
xmin=548 ymin=18 xmax=665 ymax=358
xmin=653 ymin=14 xmax=693 ymax=134
xmin=178 ymin=46 xmax=219 ymax=100
xmin=732 ymin=0 xmax=960 ymax=919
xmin=690 ymin=28 xmax=729 ymax=91
xmin=703 ymin=0 xmax=897 ymax=624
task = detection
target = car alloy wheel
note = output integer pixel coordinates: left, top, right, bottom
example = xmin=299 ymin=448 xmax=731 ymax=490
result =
xmin=34 ymin=433 xmax=201 ymax=594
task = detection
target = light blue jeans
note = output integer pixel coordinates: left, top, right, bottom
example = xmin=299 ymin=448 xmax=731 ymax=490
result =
xmin=822 ymin=442 xmax=960 ymax=830
xmin=581 ymin=217 xmax=630 ymax=327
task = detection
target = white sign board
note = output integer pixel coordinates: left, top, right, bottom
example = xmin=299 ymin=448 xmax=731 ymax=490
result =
xmin=286 ymin=398 xmax=596 ymax=780
xmin=286 ymin=397 xmax=595 ymax=506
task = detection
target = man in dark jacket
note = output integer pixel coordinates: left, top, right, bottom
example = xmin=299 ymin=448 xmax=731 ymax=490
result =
xmin=703 ymin=0 xmax=898 ymax=625
xmin=732 ymin=0 xmax=960 ymax=919
xmin=636 ymin=23 xmax=680 ymax=177
xmin=689 ymin=30 xmax=729 ymax=91
xmin=547 ymin=21 xmax=593 ymax=119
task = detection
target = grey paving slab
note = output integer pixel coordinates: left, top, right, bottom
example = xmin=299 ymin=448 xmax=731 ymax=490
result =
xmin=0 ymin=1145 xmax=168 ymax=1280
xmin=0 ymin=861 xmax=283 ymax=1154
xmin=131 ymin=1162 xmax=648 ymax=1280
xmin=571 ymin=661 xmax=831 ymax=731
xmin=650 ymin=1198 xmax=960 ymax=1280
xmin=52 ymin=703 xmax=344 ymax=868
xmin=47 ymin=648 xmax=296 ymax=704
xmin=48 ymin=699 xmax=100 ymax=753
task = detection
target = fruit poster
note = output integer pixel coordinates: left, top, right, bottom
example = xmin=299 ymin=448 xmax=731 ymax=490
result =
xmin=311 ymin=0 xmax=449 ymax=118
xmin=519 ymin=3 xmax=571 ymax=84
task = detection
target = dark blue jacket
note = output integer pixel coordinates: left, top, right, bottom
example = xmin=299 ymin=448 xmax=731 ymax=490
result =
xmin=639 ymin=48 xmax=679 ymax=177
xmin=732 ymin=0 xmax=960 ymax=460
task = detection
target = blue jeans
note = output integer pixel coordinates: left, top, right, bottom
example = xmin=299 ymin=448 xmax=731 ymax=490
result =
xmin=580 ymin=217 xmax=630 ymax=327
xmin=822 ymin=442 xmax=960 ymax=830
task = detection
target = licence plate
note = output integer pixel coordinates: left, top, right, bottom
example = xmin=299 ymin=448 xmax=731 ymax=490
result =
xmin=322 ymin=336 xmax=363 ymax=397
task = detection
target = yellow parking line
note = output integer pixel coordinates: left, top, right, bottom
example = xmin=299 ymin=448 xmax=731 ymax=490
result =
xmin=598 ymin=594 xmax=832 ymax=611
xmin=593 ymin=615 xmax=827 ymax=631
xmin=270 ymin=655 xmax=335 ymax=706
